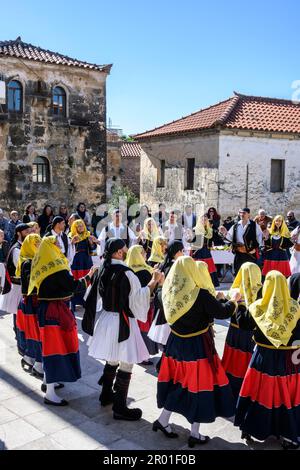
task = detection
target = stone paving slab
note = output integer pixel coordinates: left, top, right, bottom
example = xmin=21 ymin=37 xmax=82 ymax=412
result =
xmin=0 ymin=300 xmax=291 ymax=451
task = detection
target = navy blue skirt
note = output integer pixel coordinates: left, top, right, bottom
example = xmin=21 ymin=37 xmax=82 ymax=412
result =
xmin=157 ymin=330 xmax=234 ymax=423
xmin=235 ymin=345 xmax=300 ymax=443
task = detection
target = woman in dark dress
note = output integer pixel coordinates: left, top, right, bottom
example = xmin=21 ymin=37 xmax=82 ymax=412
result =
xmin=154 ymin=256 xmax=240 ymax=447
xmin=138 ymin=217 xmax=162 ymax=260
xmin=262 ymin=215 xmax=293 ymax=278
xmin=235 ymin=270 xmax=300 ymax=449
xmin=192 ymin=214 xmax=219 ymax=287
xmin=37 ymin=205 xmax=54 ymax=237
xmin=222 ymin=262 xmax=262 ymax=402
xmin=28 ymin=236 xmax=94 ymax=406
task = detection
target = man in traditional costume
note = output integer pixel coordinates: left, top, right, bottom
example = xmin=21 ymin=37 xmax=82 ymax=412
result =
xmin=84 ymin=238 xmax=162 ymax=421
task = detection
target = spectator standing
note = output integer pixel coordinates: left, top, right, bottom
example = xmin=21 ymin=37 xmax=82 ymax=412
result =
xmin=154 ymin=203 xmax=169 ymax=228
xmin=0 ymin=209 xmax=9 ymax=241
xmin=23 ymin=203 xmax=37 ymax=223
xmin=76 ymin=202 xmax=92 ymax=229
xmin=286 ymin=211 xmax=299 ymax=231
xmin=7 ymin=211 xmax=22 ymax=244
xmin=37 ymin=205 xmax=54 ymax=237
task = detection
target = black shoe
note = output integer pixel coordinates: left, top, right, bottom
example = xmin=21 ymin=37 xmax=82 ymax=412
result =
xmin=44 ymin=398 xmax=69 ymax=406
xmin=241 ymin=432 xmax=253 ymax=441
xmin=99 ymin=363 xmax=118 ymax=406
xmin=281 ymin=439 xmax=299 ymax=450
xmin=31 ymin=368 xmax=44 ymax=379
xmin=188 ymin=435 xmax=210 ymax=448
xmin=21 ymin=358 xmax=33 ymax=372
xmin=41 ymin=383 xmax=64 ymax=393
xmin=152 ymin=420 xmax=178 ymax=438
xmin=112 ymin=369 xmax=142 ymax=421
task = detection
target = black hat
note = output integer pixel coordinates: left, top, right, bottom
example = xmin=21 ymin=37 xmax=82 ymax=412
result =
xmin=240 ymin=208 xmax=250 ymax=214
xmin=103 ymin=238 xmax=126 ymax=268
xmin=15 ymin=223 xmax=30 ymax=233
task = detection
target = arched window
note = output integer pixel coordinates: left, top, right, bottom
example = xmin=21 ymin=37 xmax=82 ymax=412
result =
xmin=32 ymin=157 xmax=50 ymax=183
xmin=7 ymin=80 xmax=22 ymax=112
xmin=52 ymin=86 xmax=66 ymax=116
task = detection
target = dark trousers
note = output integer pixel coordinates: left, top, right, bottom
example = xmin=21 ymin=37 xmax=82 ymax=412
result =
xmin=234 ymin=252 xmax=258 ymax=276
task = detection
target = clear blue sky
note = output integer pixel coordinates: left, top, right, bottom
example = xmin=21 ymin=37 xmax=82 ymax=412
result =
xmin=1 ymin=0 xmax=300 ymax=135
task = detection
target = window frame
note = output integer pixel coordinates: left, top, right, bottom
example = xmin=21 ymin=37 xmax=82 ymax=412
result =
xmin=157 ymin=159 xmax=165 ymax=188
xmin=7 ymin=80 xmax=23 ymax=113
xmin=185 ymin=158 xmax=195 ymax=190
xmin=52 ymin=85 xmax=67 ymax=117
xmin=32 ymin=156 xmax=50 ymax=184
xmin=270 ymin=159 xmax=285 ymax=193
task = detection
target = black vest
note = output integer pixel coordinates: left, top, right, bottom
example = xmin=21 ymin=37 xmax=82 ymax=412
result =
xmin=232 ymin=220 xmax=259 ymax=252
xmin=45 ymin=231 xmax=69 ymax=257
xmin=6 ymin=242 xmax=21 ymax=279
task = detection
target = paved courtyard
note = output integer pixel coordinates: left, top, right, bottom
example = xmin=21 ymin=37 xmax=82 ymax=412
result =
xmin=0 ymin=285 xmax=286 ymax=451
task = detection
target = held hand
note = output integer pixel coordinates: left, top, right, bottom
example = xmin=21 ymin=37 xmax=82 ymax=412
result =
xmin=152 ymin=269 xmax=162 ymax=283
xmin=89 ymin=235 xmax=98 ymax=244
xmin=231 ymin=291 xmax=242 ymax=303
xmin=158 ymin=272 xmax=165 ymax=286
xmin=71 ymin=235 xmax=80 ymax=244
xmin=87 ymin=266 xmax=97 ymax=279
xmin=216 ymin=291 xmax=225 ymax=300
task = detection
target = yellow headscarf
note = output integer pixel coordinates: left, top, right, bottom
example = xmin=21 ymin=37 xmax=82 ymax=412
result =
xmin=15 ymin=234 xmax=42 ymax=278
xmin=28 ymin=236 xmax=70 ymax=295
xmin=142 ymin=217 xmax=160 ymax=241
xmin=269 ymin=215 xmax=291 ymax=238
xmin=162 ymin=256 xmax=205 ymax=325
xmin=229 ymin=262 xmax=262 ymax=308
xmin=249 ymin=270 xmax=300 ymax=348
xmin=125 ymin=245 xmax=153 ymax=274
xmin=148 ymin=236 xmax=167 ymax=264
xmin=194 ymin=217 xmax=213 ymax=239
xmin=68 ymin=219 xmax=90 ymax=241
xmin=195 ymin=261 xmax=216 ymax=297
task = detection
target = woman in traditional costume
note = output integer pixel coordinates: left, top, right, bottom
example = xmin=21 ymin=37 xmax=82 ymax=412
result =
xmin=148 ymin=236 xmax=167 ymax=268
xmin=154 ymin=256 xmax=240 ymax=447
xmin=138 ymin=218 xmax=162 ymax=260
xmin=221 ymin=262 xmax=262 ymax=401
xmin=69 ymin=219 xmax=97 ymax=311
xmin=262 ymin=215 xmax=292 ymax=278
xmin=125 ymin=245 xmax=158 ymax=362
xmin=235 ymin=270 xmax=300 ymax=449
xmin=192 ymin=214 xmax=219 ymax=287
xmin=28 ymin=236 xmax=93 ymax=406
xmin=15 ymin=234 xmax=43 ymax=376
xmin=148 ymin=240 xmax=185 ymax=370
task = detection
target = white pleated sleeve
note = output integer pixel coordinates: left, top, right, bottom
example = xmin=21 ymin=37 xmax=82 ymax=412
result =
xmin=125 ymin=270 xmax=150 ymax=323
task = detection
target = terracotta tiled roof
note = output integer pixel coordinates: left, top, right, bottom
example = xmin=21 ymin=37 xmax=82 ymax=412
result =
xmin=121 ymin=142 xmax=142 ymax=158
xmin=0 ymin=37 xmax=112 ymax=73
xmin=134 ymin=93 xmax=300 ymax=139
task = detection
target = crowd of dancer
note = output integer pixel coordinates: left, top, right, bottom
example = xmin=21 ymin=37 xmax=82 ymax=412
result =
xmin=1 ymin=202 xmax=300 ymax=450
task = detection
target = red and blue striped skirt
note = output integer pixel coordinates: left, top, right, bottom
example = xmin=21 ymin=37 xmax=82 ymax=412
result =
xmin=157 ymin=329 xmax=235 ymax=423
xmin=37 ymin=300 xmax=81 ymax=384
xmin=221 ymin=323 xmax=255 ymax=401
xmin=262 ymin=249 xmax=291 ymax=277
xmin=235 ymin=345 xmax=300 ymax=443
xmin=16 ymin=296 xmax=42 ymax=362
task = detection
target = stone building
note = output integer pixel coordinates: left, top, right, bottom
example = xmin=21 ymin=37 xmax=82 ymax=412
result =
xmin=120 ymin=142 xmax=141 ymax=197
xmin=134 ymin=93 xmax=300 ymax=218
xmin=0 ymin=37 xmax=111 ymax=212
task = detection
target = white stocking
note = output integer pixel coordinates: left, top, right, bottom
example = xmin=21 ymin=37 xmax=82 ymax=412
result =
xmin=191 ymin=422 xmax=200 ymax=438
xmin=45 ymin=383 xmax=62 ymax=403
xmin=158 ymin=408 xmax=172 ymax=430
xmin=33 ymin=361 xmax=43 ymax=374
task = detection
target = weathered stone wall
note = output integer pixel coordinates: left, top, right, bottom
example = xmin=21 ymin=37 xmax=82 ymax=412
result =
xmin=219 ymin=132 xmax=300 ymax=218
xmin=139 ymin=133 xmax=219 ymax=215
xmin=0 ymin=56 xmax=108 ymax=213
xmin=106 ymin=131 xmax=122 ymax=198
xmin=121 ymin=156 xmax=140 ymax=197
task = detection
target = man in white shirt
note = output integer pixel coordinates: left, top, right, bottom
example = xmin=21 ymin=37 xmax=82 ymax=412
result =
xmin=97 ymin=210 xmax=137 ymax=257
xmin=45 ymin=216 xmax=76 ymax=266
xmin=224 ymin=208 xmax=263 ymax=274
xmin=182 ymin=205 xmax=197 ymax=230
